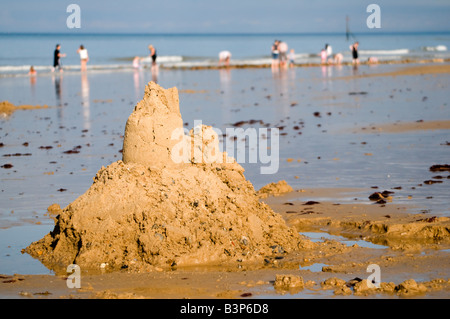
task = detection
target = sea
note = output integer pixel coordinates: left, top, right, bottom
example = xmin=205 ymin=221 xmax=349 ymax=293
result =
xmin=1 ymin=32 xmax=450 ymax=74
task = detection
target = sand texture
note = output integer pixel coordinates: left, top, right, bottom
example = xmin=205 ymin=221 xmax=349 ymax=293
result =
xmin=25 ymin=82 xmax=302 ymax=272
xmin=0 ymin=100 xmax=49 ymax=116
xmin=257 ymin=180 xmax=294 ymax=198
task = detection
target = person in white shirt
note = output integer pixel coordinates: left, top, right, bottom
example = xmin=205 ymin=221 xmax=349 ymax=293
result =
xmin=325 ymin=44 xmax=332 ymax=58
xmin=77 ymin=45 xmax=89 ymax=72
xmin=219 ymin=50 xmax=231 ymax=67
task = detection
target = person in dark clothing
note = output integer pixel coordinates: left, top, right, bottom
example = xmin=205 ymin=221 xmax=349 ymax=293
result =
xmin=53 ymin=44 xmax=66 ymax=72
xmin=148 ymin=45 xmax=157 ymax=65
xmin=350 ymin=41 xmax=359 ymax=65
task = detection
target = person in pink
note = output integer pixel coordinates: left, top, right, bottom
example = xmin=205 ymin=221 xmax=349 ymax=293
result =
xmin=320 ymin=49 xmax=327 ymax=64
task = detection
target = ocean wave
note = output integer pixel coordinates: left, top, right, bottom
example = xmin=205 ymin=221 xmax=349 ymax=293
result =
xmin=359 ymin=49 xmax=409 ymax=55
xmin=422 ymin=45 xmax=447 ymax=52
xmin=141 ymin=55 xmax=183 ymax=63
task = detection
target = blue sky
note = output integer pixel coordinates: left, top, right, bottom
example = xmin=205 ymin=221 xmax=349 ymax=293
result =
xmin=1 ymin=0 xmax=449 ymax=33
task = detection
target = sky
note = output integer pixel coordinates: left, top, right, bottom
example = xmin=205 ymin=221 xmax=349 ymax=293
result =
xmin=1 ymin=0 xmax=449 ymax=34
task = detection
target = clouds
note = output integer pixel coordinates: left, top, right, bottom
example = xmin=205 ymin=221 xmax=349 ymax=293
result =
xmin=0 ymin=0 xmax=449 ymax=33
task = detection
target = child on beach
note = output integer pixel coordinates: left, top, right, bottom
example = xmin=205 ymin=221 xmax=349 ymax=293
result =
xmin=320 ymin=48 xmax=327 ymax=64
xmin=28 ymin=66 xmax=37 ymax=76
xmin=288 ymin=49 xmax=295 ymax=68
xmin=334 ymin=53 xmax=343 ymax=65
xmin=133 ymin=56 xmax=141 ymax=69
xmin=77 ymin=45 xmax=89 ymax=72
xmin=368 ymin=56 xmax=379 ymax=64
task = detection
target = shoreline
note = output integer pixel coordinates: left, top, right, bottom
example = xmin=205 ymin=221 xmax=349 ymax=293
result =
xmin=160 ymin=58 xmax=450 ymax=71
xmin=1 ymin=58 xmax=450 ymax=78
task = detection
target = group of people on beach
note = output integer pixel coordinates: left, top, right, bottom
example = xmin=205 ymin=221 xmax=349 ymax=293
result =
xmin=271 ymin=40 xmax=294 ymax=70
xmin=45 ymin=43 xmax=158 ymax=75
xmin=132 ymin=44 xmax=159 ymax=82
xmin=52 ymin=43 xmax=89 ymax=73
xmin=318 ymin=41 xmax=365 ymax=66
xmin=133 ymin=44 xmax=158 ymax=69
xmin=270 ymin=40 xmax=362 ymax=69
xmin=29 ymin=39 xmax=368 ymax=78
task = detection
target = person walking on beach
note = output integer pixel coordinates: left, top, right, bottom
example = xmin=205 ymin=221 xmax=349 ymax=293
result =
xmin=218 ymin=50 xmax=232 ymax=67
xmin=148 ymin=45 xmax=157 ymax=66
xmin=53 ymin=44 xmax=66 ymax=72
xmin=77 ymin=45 xmax=89 ymax=72
xmin=350 ymin=41 xmax=359 ymax=65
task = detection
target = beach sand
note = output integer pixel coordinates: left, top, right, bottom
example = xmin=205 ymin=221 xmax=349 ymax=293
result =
xmin=1 ymin=190 xmax=449 ymax=299
xmin=0 ymin=61 xmax=449 ymax=299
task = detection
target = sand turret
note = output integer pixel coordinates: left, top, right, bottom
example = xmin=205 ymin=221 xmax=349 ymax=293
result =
xmin=26 ymin=82 xmax=302 ymax=272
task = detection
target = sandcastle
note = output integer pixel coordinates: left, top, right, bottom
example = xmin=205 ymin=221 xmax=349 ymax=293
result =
xmin=26 ymin=82 xmax=302 ymax=272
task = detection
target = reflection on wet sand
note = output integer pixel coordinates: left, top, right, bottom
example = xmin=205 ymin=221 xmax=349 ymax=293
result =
xmin=81 ymin=72 xmax=90 ymax=130
xmin=219 ymin=68 xmax=232 ymax=123
xmin=151 ymin=64 xmax=159 ymax=83
xmin=52 ymin=74 xmax=64 ymax=122
xmin=133 ymin=68 xmax=144 ymax=103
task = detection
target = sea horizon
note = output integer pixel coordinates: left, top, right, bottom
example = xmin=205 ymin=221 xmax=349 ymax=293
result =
xmin=1 ymin=30 xmax=450 ymax=36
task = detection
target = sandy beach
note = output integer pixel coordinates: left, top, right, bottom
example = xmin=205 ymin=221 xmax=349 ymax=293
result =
xmin=1 ymin=60 xmax=449 ymax=299
xmin=1 ymin=189 xmax=449 ymax=299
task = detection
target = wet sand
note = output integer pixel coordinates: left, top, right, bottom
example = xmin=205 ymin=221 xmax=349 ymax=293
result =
xmin=351 ymin=120 xmax=450 ymax=134
xmin=1 ymin=189 xmax=449 ymax=299
xmin=1 ymin=61 xmax=449 ymax=298
xmin=337 ymin=63 xmax=450 ymax=80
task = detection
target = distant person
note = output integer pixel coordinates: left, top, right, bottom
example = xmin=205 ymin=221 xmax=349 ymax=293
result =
xmin=325 ymin=44 xmax=332 ymax=58
xmin=29 ymin=66 xmax=37 ymax=85
xmin=368 ymin=56 xmax=378 ymax=64
xmin=350 ymin=41 xmax=359 ymax=65
xmin=148 ymin=45 xmax=158 ymax=80
xmin=320 ymin=48 xmax=327 ymax=64
xmin=278 ymin=41 xmax=288 ymax=69
xmin=218 ymin=50 xmax=232 ymax=67
xmin=133 ymin=56 xmax=141 ymax=69
xmin=148 ymin=45 xmax=157 ymax=65
xmin=288 ymin=49 xmax=295 ymax=68
xmin=77 ymin=45 xmax=89 ymax=72
xmin=334 ymin=53 xmax=343 ymax=65
xmin=28 ymin=66 xmax=37 ymax=76
xmin=53 ymin=44 xmax=66 ymax=72
xmin=271 ymin=40 xmax=280 ymax=69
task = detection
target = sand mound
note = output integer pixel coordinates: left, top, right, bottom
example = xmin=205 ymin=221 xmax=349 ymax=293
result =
xmin=257 ymin=180 xmax=294 ymax=198
xmin=26 ymin=82 xmax=302 ymax=272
